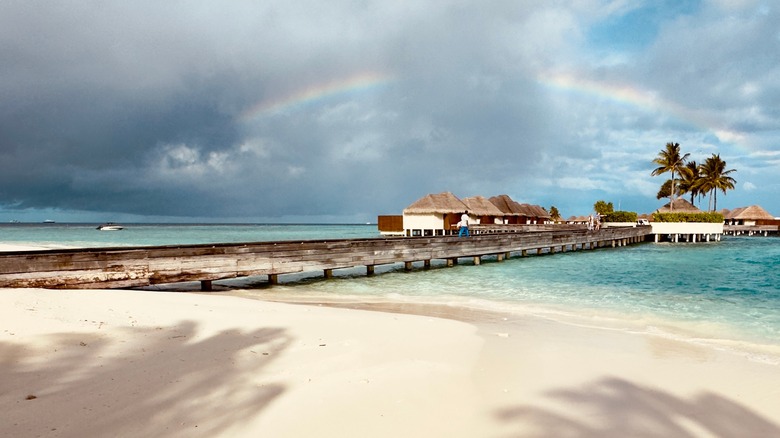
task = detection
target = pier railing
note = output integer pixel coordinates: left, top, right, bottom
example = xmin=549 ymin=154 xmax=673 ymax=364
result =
xmin=0 ymin=227 xmax=649 ymax=290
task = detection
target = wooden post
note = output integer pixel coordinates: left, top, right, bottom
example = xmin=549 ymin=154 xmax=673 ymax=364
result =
xmin=446 ymin=258 xmax=455 ymax=267
xmin=366 ymin=265 xmax=375 ymax=275
xmin=497 ymin=253 xmax=504 ymax=262
xmin=424 ymin=260 xmax=431 ymax=269
xmin=324 ymin=269 xmax=333 ymax=279
xmin=522 ymin=249 xmax=528 ymax=257
xmin=473 ymin=256 xmax=481 ymax=265
xmin=404 ymin=262 xmax=413 ymax=271
xmin=268 ymin=274 xmax=278 ymax=285
xmin=200 ymin=280 xmax=213 ymax=291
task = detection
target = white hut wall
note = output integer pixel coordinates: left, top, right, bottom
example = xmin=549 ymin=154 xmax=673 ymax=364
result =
xmin=404 ymin=213 xmax=458 ymax=236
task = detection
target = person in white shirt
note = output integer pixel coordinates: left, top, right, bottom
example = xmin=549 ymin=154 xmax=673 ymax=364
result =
xmin=458 ymin=211 xmax=470 ymax=237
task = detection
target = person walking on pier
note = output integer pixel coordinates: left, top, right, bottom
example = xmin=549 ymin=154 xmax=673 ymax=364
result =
xmin=458 ymin=211 xmax=470 ymax=237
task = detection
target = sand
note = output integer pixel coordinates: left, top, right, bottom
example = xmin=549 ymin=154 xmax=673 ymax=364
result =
xmin=2 ymin=286 xmax=779 ymax=438
xmin=2 ymin=243 xmax=780 ymax=437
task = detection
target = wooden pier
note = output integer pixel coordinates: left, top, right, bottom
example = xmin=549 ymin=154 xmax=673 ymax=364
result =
xmin=0 ymin=227 xmax=650 ymax=290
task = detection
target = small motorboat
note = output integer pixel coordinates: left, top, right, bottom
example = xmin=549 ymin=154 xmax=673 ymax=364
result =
xmin=97 ymin=223 xmax=124 ymax=231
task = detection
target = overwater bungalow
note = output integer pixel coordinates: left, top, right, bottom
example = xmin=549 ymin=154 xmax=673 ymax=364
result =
xmin=722 ymin=205 xmax=777 ymax=226
xmin=652 ymin=199 xmax=725 ymax=242
xmin=655 ymin=198 xmax=701 ymax=213
xmin=402 ymin=192 xmax=469 ymax=236
xmin=488 ymin=194 xmax=549 ymax=225
xmin=462 ymin=195 xmax=505 ymax=226
xmin=567 ymin=215 xmax=589 ymax=225
xmin=519 ymin=203 xmax=551 ymax=224
xmin=721 ymin=205 xmax=779 ymax=236
xmin=488 ymin=194 xmax=526 ymax=224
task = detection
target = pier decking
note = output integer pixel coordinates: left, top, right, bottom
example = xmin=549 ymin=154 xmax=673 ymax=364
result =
xmin=0 ymin=227 xmax=650 ymax=290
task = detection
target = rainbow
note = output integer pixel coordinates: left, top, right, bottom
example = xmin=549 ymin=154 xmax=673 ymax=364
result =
xmin=239 ymin=71 xmax=393 ymax=121
xmin=537 ymin=72 xmax=747 ymax=152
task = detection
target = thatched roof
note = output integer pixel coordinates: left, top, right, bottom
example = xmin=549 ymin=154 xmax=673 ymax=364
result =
xmin=489 ymin=195 xmax=535 ymax=216
xmin=724 ymin=205 xmax=775 ymax=220
xmin=462 ymin=196 xmax=505 ymax=217
xmin=521 ymin=203 xmax=551 ymax=219
xmin=516 ymin=203 xmax=536 ymax=216
xmin=403 ymin=192 xmax=468 ymax=214
xmin=656 ymin=198 xmax=701 ymax=213
xmin=487 ymin=195 xmax=550 ymax=219
xmin=488 ymin=194 xmax=523 ymax=216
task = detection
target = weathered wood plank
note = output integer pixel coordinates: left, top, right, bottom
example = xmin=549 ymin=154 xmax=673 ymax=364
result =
xmin=0 ymin=228 xmax=650 ymax=289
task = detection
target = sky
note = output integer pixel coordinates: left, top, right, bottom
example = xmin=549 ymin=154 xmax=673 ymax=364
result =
xmin=1 ymin=0 xmax=778 ymax=223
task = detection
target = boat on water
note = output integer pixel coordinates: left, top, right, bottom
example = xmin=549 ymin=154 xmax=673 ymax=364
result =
xmin=97 ymin=223 xmax=124 ymax=231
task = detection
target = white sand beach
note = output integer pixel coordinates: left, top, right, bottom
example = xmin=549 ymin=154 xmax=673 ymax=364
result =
xmin=2 ymin=284 xmax=779 ymax=438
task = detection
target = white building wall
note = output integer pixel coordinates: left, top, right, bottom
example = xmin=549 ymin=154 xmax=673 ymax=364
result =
xmin=651 ymin=222 xmax=724 ymax=235
xmin=403 ymin=213 xmax=444 ymax=230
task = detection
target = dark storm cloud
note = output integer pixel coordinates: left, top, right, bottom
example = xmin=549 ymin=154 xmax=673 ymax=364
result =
xmin=0 ymin=1 xmax=561 ymax=219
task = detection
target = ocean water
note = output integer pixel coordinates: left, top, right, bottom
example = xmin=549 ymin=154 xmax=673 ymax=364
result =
xmin=3 ymin=223 xmax=779 ymax=359
xmin=0 ymin=223 xmax=378 ymax=248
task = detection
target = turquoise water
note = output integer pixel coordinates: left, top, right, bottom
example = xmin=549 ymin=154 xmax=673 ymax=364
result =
xmin=3 ymin=223 xmax=779 ymax=356
xmin=0 ymin=223 xmax=379 ymax=248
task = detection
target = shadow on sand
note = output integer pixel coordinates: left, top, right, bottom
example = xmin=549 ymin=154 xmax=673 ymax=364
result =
xmin=1 ymin=321 xmax=291 ymax=437
xmin=495 ymin=376 xmax=780 ymax=438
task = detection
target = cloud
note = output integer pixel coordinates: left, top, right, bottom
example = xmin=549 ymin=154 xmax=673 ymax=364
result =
xmin=1 ymin=1 xmax=779 ymax=221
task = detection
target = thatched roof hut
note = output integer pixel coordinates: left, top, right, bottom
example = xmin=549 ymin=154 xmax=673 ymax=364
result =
xmin=567 ymin=215 xmax=588 ymax=224
xmin=462 ymin=196 xmax=505 ymax=218
xmin=521 ymin=203 xmax=551 ymax=219
xmin=402 ymin=192 xmax=469 ymax=236
xmin=403 ymin=192 xmax=468 ymax=215
xmin=488 ymin=194 xmax=524 ymax=216
xmin=488 ymin=195 xmax=550 ymax=224
xmin=656 ymin=198 xmax=701 ymax=213
xmin=724 ymin=205 xmax=774 ymax=221
xmin=722 ymin=205 xmax=777 ymax=226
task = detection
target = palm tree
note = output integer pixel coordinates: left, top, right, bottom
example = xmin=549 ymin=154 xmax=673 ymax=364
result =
xmin=677 ymin=160 xmax=701 ymax=206
xmin=651 ymin=142 xmax=690 ymax=211
xmin=549 ymin=206 xmax=561 ymax=222
xmin=698 ymin=154 xmax=736 ymax=211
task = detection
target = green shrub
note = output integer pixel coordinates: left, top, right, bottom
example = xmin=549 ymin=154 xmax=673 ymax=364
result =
xmin=652 ymin=212 xmax=724 ymax=223
xmin=604 ymin=211 xmax=638 ymax=222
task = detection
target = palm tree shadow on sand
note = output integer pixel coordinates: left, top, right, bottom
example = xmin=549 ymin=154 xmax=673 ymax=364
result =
xmin=1 ymin=321 xmax=291 ymax=437
xmin=495 ymin=376 xmax=780 ymax=438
